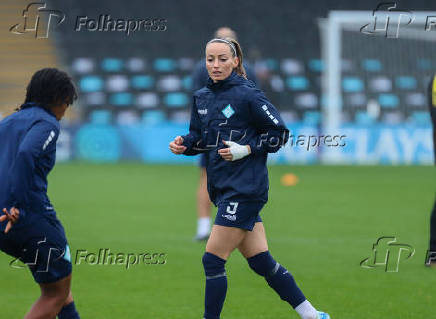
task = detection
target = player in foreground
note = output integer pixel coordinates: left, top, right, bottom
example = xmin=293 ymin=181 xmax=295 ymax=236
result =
xmin=170 ymin=38 xmax=330 ymax=319
xmin=0 ymin=68 xmax=80 ymax=319
xmin=426 ymin=74 xmax=436 ymax=267
xmin=191 ymin=26 xmax=257 ymax=241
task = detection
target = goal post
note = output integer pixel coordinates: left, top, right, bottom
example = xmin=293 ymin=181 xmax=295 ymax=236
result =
xmin=320 ymin=9 xmax=436 ymax=164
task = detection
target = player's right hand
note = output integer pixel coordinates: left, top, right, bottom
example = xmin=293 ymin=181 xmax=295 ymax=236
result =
xmin=0 ymin=207 xmax=20 ymax=234
xmin=169 ymin=136 xmax=187 ymax=155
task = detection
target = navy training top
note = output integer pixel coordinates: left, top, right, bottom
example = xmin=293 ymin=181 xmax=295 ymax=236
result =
xmin=182 ymin=71 xmax=289 ymax=205
xmin=0 ymin=103 xmax=60 ymax=231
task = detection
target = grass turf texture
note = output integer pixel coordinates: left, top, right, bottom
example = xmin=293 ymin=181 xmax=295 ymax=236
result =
xmin=0 ymin=163 xmax=435 ymax=318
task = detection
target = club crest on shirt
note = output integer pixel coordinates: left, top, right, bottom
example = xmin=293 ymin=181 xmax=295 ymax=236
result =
xmin=222 ymin=104 xmax=235 ymax=118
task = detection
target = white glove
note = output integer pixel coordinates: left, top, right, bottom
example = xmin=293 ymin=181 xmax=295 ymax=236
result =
xmin=223 ymin=141 xmax=250 ymax=161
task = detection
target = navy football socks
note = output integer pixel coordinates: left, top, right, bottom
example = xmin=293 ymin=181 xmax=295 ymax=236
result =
xmin=58 ymin=301 xmax=80 ymax=319
xmin=202 ymin=252 xmax=227 ymax=319
xmin=247 ymin=251 xmax=306 ymax=308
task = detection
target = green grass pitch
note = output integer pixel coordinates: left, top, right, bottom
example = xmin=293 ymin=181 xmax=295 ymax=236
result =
xmin=0 ymin=163 xmax=435 ymax=318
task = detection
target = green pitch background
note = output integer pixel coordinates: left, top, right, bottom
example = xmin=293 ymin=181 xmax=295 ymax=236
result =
xmin=0 ymin=163 xmax=435 ymax=318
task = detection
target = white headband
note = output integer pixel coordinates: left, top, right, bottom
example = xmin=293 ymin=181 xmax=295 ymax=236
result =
xmin=207 ymin=38 xmax=237 ymax=56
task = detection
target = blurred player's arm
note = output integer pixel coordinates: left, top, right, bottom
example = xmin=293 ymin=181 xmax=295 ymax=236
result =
xmin=9 ymin=121 xmax=59 ymax=213
xmin=247 ymin=89 xmax=289 ymax=155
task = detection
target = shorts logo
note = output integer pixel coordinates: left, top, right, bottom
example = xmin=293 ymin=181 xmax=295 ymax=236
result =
xmin=222 ymin=214 xmax=236 ymax=221
xmin=222 ymin=104 xmax=235 ymax=118
xmin=221 ymin=202 xmax=238 ymax=221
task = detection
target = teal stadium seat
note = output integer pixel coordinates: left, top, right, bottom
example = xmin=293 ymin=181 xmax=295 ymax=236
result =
xmin=101 ymin=58 xmax=123 ymax=72
xmin=378 ymin=94 xmax=399 ymax=108
xmin=164 ymin=93 xmax=188 ymax=108
xmin=80 ymin=76 xmax=103 ymax=92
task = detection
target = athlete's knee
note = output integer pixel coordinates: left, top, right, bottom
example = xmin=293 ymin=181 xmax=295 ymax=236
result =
xmin=202 ymin=252 xmax=227 ymax=277
xmin=247 ymin=251 xmax=278 ymax=277
xmin=40 ymin=275 xmax=71 ymax=304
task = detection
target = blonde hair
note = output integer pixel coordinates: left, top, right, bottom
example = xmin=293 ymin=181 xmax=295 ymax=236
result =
xmin=206 ymin=37 xmax=247 ymax=79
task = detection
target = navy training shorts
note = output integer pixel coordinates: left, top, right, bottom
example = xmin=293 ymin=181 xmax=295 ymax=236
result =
xmin=0 ymin=214 xmax=72 ymax=284
xmin=214 ymin=201 xmax=264 ymax=231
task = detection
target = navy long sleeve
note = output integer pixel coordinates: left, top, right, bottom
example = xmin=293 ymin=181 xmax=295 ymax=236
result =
xmin=247 ymin=89 xmax=289 ymax=155
xmin=0 ymin=106 xmax=60 ymax=230
xmin=10 ymin=121 xmax=59 ymax=211
xmin=182 ymin=98 xmax=206 ymax=155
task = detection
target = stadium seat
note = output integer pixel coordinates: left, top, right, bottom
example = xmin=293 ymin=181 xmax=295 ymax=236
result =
xmin=131 ymin=75 xmax=154 ymax=90
xmin=355 ymin=111 xmax=375 ymax=125
xmin=153 ymin=58 xmax=176 ymax=72
xmin=308 ymin=59 xmax=324 ymax=72
xmin=361 ymin=59 xmax=382 ymax=72
xmin=136 ymin=93 xmax=159 ymax=108
xmin=80 ymin=76 xmax=104 ymax=92
xmin=295 ymin=93 xmax=317 ymax=108
xmin=281 ymin=59 xmax=304 ymax=74
xmin=142 ymin=110 xmax=166 ymax=125
xmin=107 ymin=75 xmax=129 ymax=92
xmin=342 ymin=77 xmax=364 ymax=92
xmin=369 ymin=76 xmax=391 ymax=92
xmin=182 ymin=76 xmax=192 ymax=90
xmin=126 ymin=58 xmax=146 ymax=72
xmin=72 ymin=58 xmax=95 ymax=73
xmin=378 ymin=94 xmax=399 ymax=108
xmin=395 ymin=76 xmax=417 ymax=90
xmin=157 ymin=75 xmax=182 ymax=91
xmin=164 ymin=93 xmax=189 ymax=108
xmin=303 ymin=111 xmax=321 ymax=125
xmin=101 ymin=58 xmax=124 ymax=72
xmin=109 ymin=93 xmax=133 ymax=106
xmin=84 ymin=92 xmax=106 ymax=105
xmin=286 ymin=76 xmax=309 ymax=90
xmin=89 ymin=110 xmax=112 ymax=124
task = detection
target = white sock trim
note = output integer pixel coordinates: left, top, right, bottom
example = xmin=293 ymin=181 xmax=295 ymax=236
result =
xmin=295 ymin=300 xmax=318 ymax=319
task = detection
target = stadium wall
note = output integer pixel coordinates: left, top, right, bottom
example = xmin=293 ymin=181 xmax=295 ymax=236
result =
xmin=57 ymin=123 xmax=433 ymax=165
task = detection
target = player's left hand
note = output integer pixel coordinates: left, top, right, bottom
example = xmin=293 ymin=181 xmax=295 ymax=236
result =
xmin=0 ymin=207 xmax=20 ymax=234
xmin=218 ymin=141 xmax=251 ymax=161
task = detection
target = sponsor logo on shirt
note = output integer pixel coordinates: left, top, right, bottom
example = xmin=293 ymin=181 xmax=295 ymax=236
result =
xmin=222 ymin=104 xmax=235 ymax=119
xmin=198 ymin=108 xmax=208 ymax=115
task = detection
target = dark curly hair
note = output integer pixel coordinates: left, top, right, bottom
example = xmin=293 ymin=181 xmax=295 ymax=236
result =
xmin=17 ymin=68 xmax=77 ymax=111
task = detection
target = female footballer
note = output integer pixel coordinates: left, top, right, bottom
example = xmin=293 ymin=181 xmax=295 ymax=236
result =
xmin=170 ymin=38 xmax=330 ymax=319
xmin=0 ymin=68 xmax=80 ymax=319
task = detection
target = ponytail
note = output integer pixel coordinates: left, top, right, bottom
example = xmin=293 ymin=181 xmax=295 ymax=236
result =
xmin=226 ymin=38 xmax=247 ymax=79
